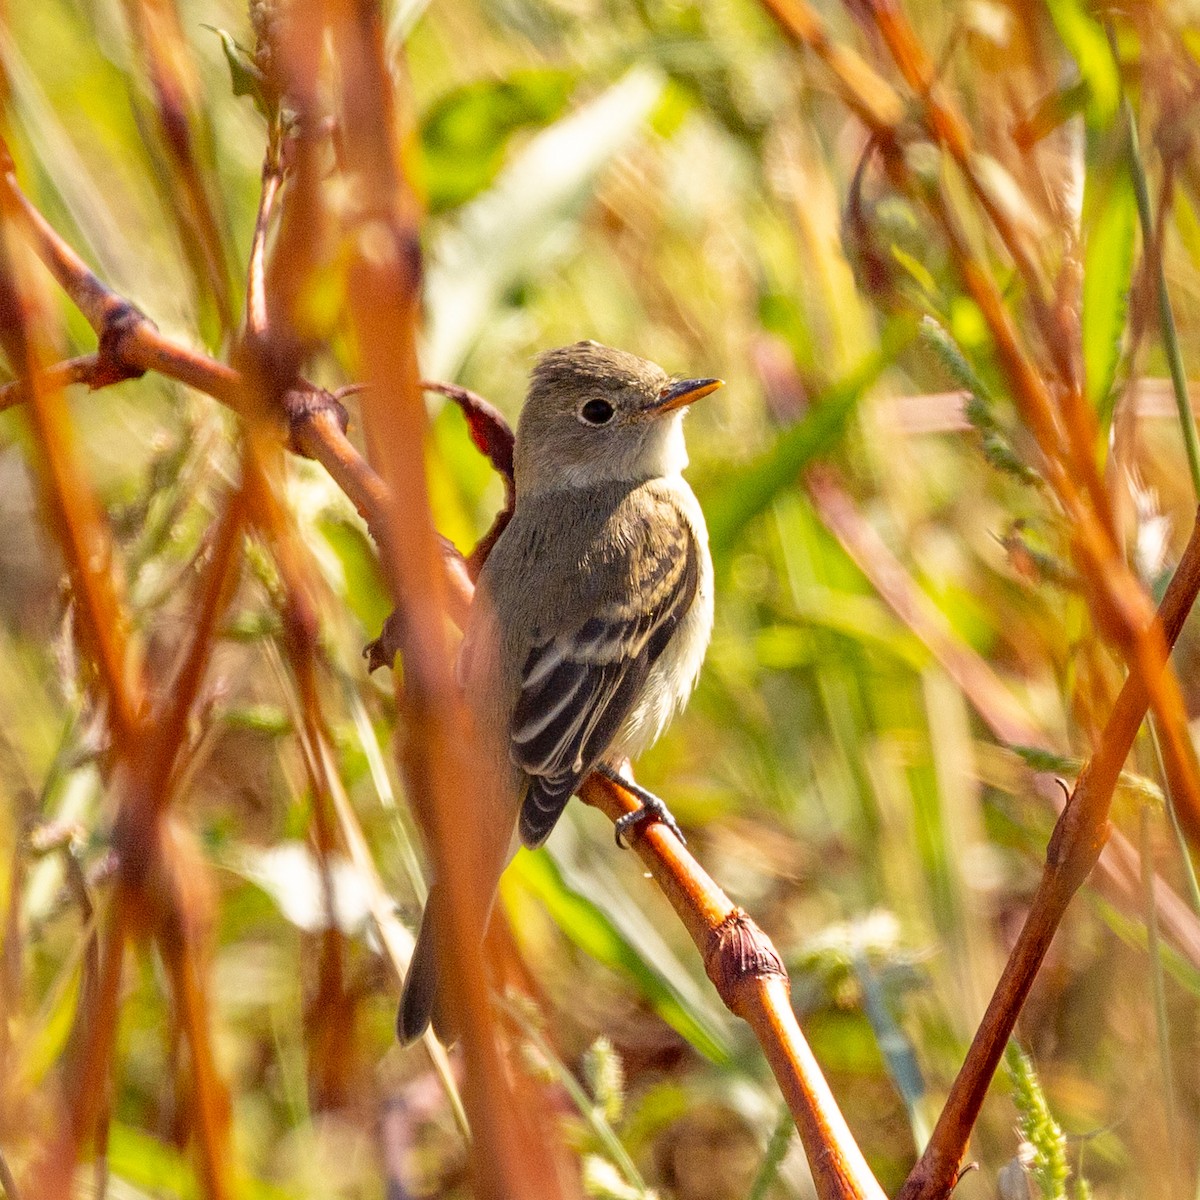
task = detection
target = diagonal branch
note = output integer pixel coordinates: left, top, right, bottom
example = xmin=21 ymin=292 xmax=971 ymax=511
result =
xmin=120 ymin=0 xmax=236 ymax=331
xmin=0 ymin=203 xmax=146 ymax=744
xmin=0 ymin=139 xmax=475 ymax=627
xmin=3 ymin=144 xmax=246 ymax=1191
xmin=898 ymin=511 xmax=1200 ymax=1200
xmin=0 ymin=353 xmax=114 ymax=412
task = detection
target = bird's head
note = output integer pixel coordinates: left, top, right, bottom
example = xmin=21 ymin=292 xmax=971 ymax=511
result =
xmin=513 ymin=341 xmax=722 ymax=494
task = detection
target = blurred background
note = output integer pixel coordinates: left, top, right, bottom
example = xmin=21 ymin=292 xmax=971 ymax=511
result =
xmin=3 ymin=0 xmax=1200 ymax=1197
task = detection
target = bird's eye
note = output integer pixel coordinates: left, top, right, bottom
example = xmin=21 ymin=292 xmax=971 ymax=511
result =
xmin=579 ymin=398 xmax=615 ymax=426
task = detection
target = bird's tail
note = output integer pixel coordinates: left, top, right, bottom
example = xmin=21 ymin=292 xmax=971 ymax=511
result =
xmin=398 ymin=836 xmax=515 ymax=1044
xmin=397 ymin=886 xmax=444 ymax=1044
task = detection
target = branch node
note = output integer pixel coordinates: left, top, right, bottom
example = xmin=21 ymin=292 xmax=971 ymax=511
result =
xmin=93 ymin=300 xmax=151 ymax=388
xmin=704 ymin=908 xmax=787 ymax=1009
xmin=1044 ymin=767 xmax=1109 ymax=885
xmin=284 ymin=386 xmax=350 ymax=455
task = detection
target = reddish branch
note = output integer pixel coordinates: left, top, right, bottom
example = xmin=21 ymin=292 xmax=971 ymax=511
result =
xmin=0 ymin=203 xmax=142 ymax=1193
xmin=321 ymin=1 xmax=575 ymax=1196
xmin=118 ymin=0 xmax=235 ymax=331
xmin=0 ymin=139 xmax=475 ymax=629
xmin=758 ymin=6 xmax=1200 ymax=1190
xmin=932 ymin=199 xmax=1200 ymax=847
xmin=900 ymin=513 xmax=1200 ymax=1198
xmin=0 ymin=353 xmax=119 ymax=412
xmin=2 ymin=117 xmax=247 ymax=1193
xmin=10 ymin=95 xmax=1199 ymax=1200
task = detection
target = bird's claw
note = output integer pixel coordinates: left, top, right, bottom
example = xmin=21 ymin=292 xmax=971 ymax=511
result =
xmin=613 ymin=794 xmax=687 ymax=848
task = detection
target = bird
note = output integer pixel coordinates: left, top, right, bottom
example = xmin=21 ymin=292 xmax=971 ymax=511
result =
xmin=398 ymin=340 xmax=720 ymax=1043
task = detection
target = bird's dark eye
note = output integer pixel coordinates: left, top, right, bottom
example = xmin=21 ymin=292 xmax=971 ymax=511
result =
xmin=579 ymin=398 xmax=615 ymax=426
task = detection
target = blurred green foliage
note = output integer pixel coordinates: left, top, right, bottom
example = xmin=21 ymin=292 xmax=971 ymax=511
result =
xmin=4 ymin=1 xmax=1200 ymax=1199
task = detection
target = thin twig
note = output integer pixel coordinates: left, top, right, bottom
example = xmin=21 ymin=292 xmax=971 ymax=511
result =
xmin=864 ymin=0 xmax=1091 ymax=415
xmin=768 ymin=0 xmax=1200 ymax=858
xmin=0 ymin=205 xmax=146 ymax=742
xmin=149 ymin=488 xmax=246 ymax=819
xmin=325 ymin=2 xmax=570 ymax=1194
xmin=809 ymin=467 xmax=1200 ymax=971
xmin=251 ymin=423 xmax=467 ymax=1120
xmin=898 ymin=512 xmax=1200 ymax=1199
xmin=1112 ymin=21 xmax=1200 ymax=501
xmin=0 ymin=197 xmax=143 ymax=1192
xmin=120 ymin=0 xmax=234 ymax=330
xmin=0 ymin=141 xmax=480 ymax=632
xmin=758 ymin=0 xmax=905 ymax=134
xmin=1140 ymin=806 xmax=1179 ymax=1179
xmin=4 ymin=46 xmax=885 ymax=1200
xmin=159 ymin=928 xmax=235 ymax=1200
xmin=0 ymin=354 xmax=103 ymax=413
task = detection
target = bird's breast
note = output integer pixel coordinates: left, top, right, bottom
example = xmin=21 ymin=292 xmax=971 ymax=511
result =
xmin=606 ymin=477 xmax=714 ymax=764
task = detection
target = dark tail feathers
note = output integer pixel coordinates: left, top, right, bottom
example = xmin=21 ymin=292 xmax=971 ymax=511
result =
xmin=397 ymin=886 xmax=460 ymax=1044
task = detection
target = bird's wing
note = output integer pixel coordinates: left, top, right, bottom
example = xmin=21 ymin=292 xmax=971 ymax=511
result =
xmin=511 ymin=505 xmax=698 ymax=847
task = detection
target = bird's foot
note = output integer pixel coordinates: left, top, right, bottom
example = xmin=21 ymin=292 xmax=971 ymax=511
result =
xmin=597 ymin=766 xmax=687 ymax=848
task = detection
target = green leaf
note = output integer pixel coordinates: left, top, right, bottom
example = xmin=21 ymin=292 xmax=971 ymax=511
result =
xmin=316 ymin=514 xmax=392 ymax=634
xmin=704 ymin=321 xmax=914 ymax=553
xmin=1044 ymin=0 xmax=1120 ymax=128
xmin=510 ymin=847 xmax=732 ymax=1064
xmin=423 ymin=65 xmax=666 ymax=379
xmin=421 ymin=70 xmax=575 ymax=213
xmin=206 ymin=27 xmax=270 ymax=118
xmin=109 ymin=1124 xmax=197 ymax=1199
xmin=1082 ymin=158 xmax=1136 ymax=423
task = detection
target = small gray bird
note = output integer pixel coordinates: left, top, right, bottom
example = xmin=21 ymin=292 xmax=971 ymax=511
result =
xmin=398 ymin=341 xmax=720 ymax=1043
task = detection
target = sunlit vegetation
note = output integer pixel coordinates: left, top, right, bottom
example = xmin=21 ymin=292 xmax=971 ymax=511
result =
xmin=3 ymin=2 xmax=1200 ymax=1198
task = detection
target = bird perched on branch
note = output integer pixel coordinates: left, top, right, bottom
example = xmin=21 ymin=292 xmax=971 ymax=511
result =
xmin=399 ymin=340 xmax=720 ymax=1043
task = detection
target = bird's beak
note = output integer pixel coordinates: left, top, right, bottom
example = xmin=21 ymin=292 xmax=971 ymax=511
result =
xmin=652 ymin=377 xmax=724 ymax=413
